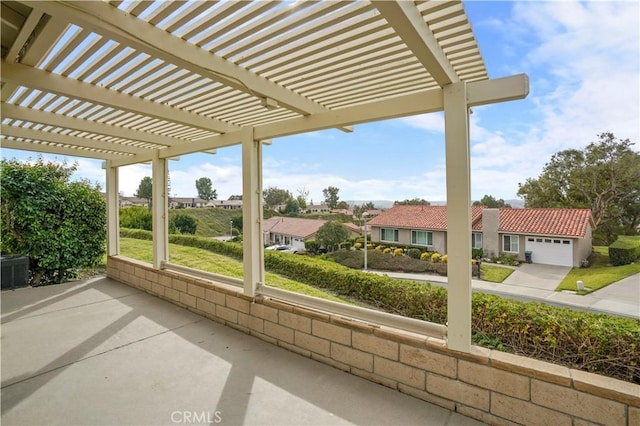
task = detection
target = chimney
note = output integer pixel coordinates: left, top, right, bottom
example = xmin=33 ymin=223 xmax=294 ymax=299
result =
xmin=482 ymin=209 xmax=500 ymax=258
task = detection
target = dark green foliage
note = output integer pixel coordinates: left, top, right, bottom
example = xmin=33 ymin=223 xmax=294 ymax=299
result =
xmin=121 ymin=231 xmax=640 ymax=383
xmin=195 ymin=177 xmax=217 ymax=201
xmin=608 ymin=236 xmax=640 ymax=266
xmin=1 ymin=159 xmax=106 ymax=285
xmin=407 ymin=248 xmax=422 ymax=259
xmin=314 ymin=221 xmax=349 ymax=252
xmin=173 ymin=214 xmax=197 ymax=234
xmin=304 ymin=239 xmax=319 ymax=254
xmin=119 ymin=206 xmax=152 ymax=230
xmin=135 ymin=176 xmax=153 ymax=207
xmin=472 ymin=248 xmax=484 ymax=259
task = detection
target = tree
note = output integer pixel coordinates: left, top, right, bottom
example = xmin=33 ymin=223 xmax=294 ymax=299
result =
xmin=394 ymin=198 xmax=430 ymax=206
xmin=228 ymin=194 xmax=242 ymax=200
xmin=314 ymin=221 xmax=350 ymax=252
xmin=195 ymin=177 xmax=217 ymax=201
xmin=135 ymin=176 xmax=153 ymax=208
xmin=1 ymin=159 xmax=106 ymax=285
xmin=296 ymin=186 xmax=309 ymax=210
xmin=263 ymin=186 xmax=292 ymax=210
xmin=322 ymin=186 xmax=340 ymax=209
xmin=518 ymin=133 xmax=640 ymax=243
xmin=283 ymin=198 xmax=300 ymax=216
xmin=336 ymin=200 xmax=349 ymax=210
xmin=473 ymin=195 xmax=511 ymax=208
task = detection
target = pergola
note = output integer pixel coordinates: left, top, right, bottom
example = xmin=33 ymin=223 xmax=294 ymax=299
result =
xmin=1 ymin=0 xmax=528 ymax=352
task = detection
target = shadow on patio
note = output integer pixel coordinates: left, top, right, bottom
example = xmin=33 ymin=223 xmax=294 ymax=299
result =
xmin=1 ymin=276 xmax=482 ymax=425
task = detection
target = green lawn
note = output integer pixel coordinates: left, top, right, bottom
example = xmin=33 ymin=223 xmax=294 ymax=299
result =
xmin=119 ymin=238 xmax=351 ymax=304
xmin=480 ymin=264 xmax=515 ymax=283
xmin=556 ymin=246 xmax=640 ymax=294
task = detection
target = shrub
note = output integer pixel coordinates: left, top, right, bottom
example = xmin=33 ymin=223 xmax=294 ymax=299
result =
xmin=120 ymin=206 xmax=152 ymax=230
xmin=1 ymin=159 xmax=106 ymax=285
xmin=173 ymin=214 xmax=197 ymax=234
xmin=431 ymin=252 xmax=441 ymax=263
xmin=441 ymin=254 xmax=448 ymax=263
xmin=354 ymin=242 xmax=362 ymax=250
xmin=383 ymin=247 xmax=392 ymax=254
xmin=407 ymin=248 xmax=422 ymax=259
xmin=393 ymin=248 xmax=404 ymax=257
xmin=420 ymin=252 xmax=430 ymax=261
xmin=122 ymin=231 xmax=640 ymax=383
xmin=305 ymin=239 xmax=319 ymax=254
xmin=609 ymin=236 xmax=640 ymax=266
xmin=472 ymin=248 xmax=484 ymax=259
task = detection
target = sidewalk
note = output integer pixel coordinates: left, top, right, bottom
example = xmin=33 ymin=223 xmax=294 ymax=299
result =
xmin=366 ymin=269 xmax=640 ymax=319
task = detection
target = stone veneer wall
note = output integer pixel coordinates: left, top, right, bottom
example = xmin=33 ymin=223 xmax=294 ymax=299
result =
xmin=107 ymin=256 xmax=639 ymax=426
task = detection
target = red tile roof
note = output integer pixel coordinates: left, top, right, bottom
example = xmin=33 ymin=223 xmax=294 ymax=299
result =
xmin=367 ymin=206 xmax=592 ymax=237
xmin=497 ymin=208 xmax=592 ymax=237
xmin=367 ymin=205 xmax=485 ymax=230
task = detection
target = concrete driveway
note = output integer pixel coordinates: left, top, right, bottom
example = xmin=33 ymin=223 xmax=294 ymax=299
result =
xmin=502 ymin=263 xmax=571 ymax=291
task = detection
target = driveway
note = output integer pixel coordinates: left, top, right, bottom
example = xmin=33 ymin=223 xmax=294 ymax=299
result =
xmin=502 ymin=263 xmax=571 ymax=291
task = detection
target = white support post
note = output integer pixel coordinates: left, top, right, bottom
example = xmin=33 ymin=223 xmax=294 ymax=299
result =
xmin=152 ymin=153 xmax=169 ymax=269
xmin=444 ymin=81 xmax=472 ymax=352
xmin=105 ymin=161 xmax=119 ymax=256
xmin=241 ymin=128 xmax=264 ymax=297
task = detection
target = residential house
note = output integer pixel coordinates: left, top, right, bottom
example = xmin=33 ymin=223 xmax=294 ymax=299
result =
xmin=120 ymin=196 xmax=150 ymax=208
xmin=208 ymin=199 xmax=243 ymax=210
xmin=170 ymin=197 xmax=207 ymax=208
xmin=367 ymin=206 xmax=592 ymax=267
xmin=263 ymin=217 xmax=361 ymax=250
xmin=306 ymin=204 xmax=331 ymax=214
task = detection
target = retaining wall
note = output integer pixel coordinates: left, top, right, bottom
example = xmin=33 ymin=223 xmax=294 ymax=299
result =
xmin=107 ymin=256 xmax=639 ymax=426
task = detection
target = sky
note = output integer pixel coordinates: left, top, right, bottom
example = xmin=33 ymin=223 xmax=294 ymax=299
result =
xmin=2 ymin=1 xmax=639 ymax=206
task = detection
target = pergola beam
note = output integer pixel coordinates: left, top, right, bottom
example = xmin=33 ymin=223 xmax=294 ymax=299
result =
xmin=36 ymin=1 xmax=346 ymax=120
xmin=1 ymin=123 xmax=156 ymax=155
xmin=0 ymin=137 xmax=125 ymax=160
xmin=1 ymin=63 xmax=237 ymax=134
xmin=372 ymin=1 xmax=459 ymax=86
xmin=2 ymin=103 xmax=185 ymax=147
xmin=105 ymin=74 xmax=529 ymax=167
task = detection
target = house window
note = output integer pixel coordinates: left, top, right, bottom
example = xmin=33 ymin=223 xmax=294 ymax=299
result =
xmin=411 ymin=230 xmax=432 ymax=246
xmin=380 ymin=228 xmax=399 ymax=242
xmin=472 ymin=232 xmax=483 ymax=249
xmin=503 ymin=235 xmax=519 ymax=253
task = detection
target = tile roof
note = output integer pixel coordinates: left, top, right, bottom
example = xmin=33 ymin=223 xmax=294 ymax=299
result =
xmin=263 ymin=217 xmax=330 ymax=239
xmin=497 ymin=208 xmax=592 ymax=237
xmin=368 ymin=206 xmax=592 ymax=238
xmin=367 ymin=206 xmax=485 ymax=230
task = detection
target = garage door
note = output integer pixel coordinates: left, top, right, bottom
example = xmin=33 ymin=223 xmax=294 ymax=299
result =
xmin=525 ymin=237 xmax=573 ymax=267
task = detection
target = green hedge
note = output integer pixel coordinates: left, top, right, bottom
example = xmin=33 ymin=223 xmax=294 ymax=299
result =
xmin=120 ymin=230 xmax=639 ymax=383
xmin=609 ymin=236 xmax=640 ymax=266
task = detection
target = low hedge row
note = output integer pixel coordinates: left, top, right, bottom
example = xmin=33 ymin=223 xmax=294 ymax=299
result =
xmin=119 ymin=229 xmax=639 ymax=383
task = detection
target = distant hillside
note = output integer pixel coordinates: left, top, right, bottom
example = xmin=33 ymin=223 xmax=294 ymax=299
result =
xmin=168 ymin=208 xmax=238 ymax=237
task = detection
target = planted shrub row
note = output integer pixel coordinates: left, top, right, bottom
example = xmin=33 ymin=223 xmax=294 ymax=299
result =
xmin=119 ymin=230 xmax=639 ymax=383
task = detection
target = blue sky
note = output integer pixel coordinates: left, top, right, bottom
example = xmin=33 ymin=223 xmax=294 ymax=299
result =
xmin=2 ymin=1 xmax=639 ymax=206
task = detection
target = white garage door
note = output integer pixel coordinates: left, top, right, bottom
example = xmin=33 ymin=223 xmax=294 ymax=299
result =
xmin=525 ymin=237 xmax=573 ymax=267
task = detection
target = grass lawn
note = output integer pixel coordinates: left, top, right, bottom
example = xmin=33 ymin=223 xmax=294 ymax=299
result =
xmin=556 ymin=246 xmax=640 ymax=294
xmin=119 ymin=238 xmax=351 ymax=304
xmin=480 ymin=264 xmax=515 ymax=283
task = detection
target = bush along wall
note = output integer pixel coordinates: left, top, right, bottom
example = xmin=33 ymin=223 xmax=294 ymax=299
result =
xmin=119 ymin=231 xmax=640 ymax=383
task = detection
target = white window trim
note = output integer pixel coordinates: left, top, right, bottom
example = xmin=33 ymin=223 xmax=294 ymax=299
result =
xmin=380 ymin=228 xmax=399 ymax=243
xmin=472 ymin=232 xmax=483 ymax=249
xmin=411 ymin=230 xmax=432 ymax=246
xmin=502 ymin=234 xmax=519 ymax=253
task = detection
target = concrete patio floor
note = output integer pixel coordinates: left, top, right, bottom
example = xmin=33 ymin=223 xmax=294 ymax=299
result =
xmin=1 ymin=276 xmax=483 ymax=426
